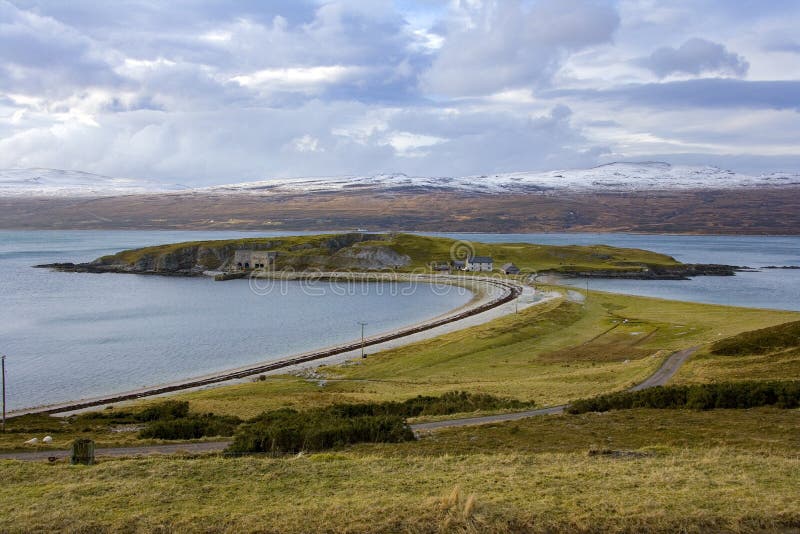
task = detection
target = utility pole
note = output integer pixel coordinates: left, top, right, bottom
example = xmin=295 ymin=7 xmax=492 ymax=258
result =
xmin=357 ymin=322 xmax=368 ymax=358
xmin=1 ymin=355 xmax=6 ymax=433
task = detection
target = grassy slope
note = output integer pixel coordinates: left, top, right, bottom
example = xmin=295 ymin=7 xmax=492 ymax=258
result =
xmin=102 ymin=232 xmax=682 ymax=273
xmin=1 ymin=409 xmax=798 ymax=533
xmin=674 ymin=319 xmax=800 ymax=384
xmin=173 ymin=289 xmax=800 ymax=419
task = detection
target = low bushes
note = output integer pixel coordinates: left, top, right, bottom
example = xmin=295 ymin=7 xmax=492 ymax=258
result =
xmin=328 ymin=391 xmax=531 ymax=419
xmin=228 ymin=409 xmax=413 ymax=454
xmin=710 ymin=320 xmax=800 ymax=356
xmin=139 ymin=413 xmax=242 ymax=440
xmin=227 ymin=391 xmax=528 ymax=454
xmin=136 ymin=400 xmax=190 ymax=422
xmin=567 ymin=380 xmax=800 ymax=414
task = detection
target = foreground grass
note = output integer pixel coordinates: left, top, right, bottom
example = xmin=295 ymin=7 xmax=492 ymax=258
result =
xmin=1 ymin=408 xmax=798 ymax=533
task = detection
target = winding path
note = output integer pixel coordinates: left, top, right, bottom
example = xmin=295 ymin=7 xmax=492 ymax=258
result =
xmin=412 ymin=346 xmax=698 ymax=432
xmin=0 ymin=347 xmax=698 ymax=462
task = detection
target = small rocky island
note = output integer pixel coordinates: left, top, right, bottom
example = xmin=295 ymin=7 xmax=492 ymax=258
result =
xmin=36 ymin=232 xmax=742 ymax=280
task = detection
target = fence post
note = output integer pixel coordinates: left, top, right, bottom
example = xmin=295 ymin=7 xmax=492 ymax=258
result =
xmin=71 ymin=439 xmax=95 ymax=465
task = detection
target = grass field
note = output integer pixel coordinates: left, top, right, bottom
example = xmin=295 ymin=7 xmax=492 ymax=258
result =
xmin=168 ymin=288 xmax=800 ymax=419
xmin=1 ymin=408 xmax=798 ymax=533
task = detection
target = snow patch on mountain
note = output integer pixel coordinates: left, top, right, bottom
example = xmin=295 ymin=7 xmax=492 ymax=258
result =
xmin=0 ymin=168 xmax=184 ymax=197
xmin=206 ymin=162 xmax=800 ymax=195
xmin=2 ymin=163 xmax=799 ymax=197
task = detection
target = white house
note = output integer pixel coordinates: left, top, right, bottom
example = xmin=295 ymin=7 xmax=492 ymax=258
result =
xmin=464 ymin=256 xmax=493 ymax=272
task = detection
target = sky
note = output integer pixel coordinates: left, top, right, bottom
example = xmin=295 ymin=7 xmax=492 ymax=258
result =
xmin=1 ymin=0 xmax=799 ymax=185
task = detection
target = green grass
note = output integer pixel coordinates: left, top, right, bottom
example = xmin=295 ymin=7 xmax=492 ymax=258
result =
xmin=173 ymin=289 xmax=799 ymax=419
xmin=710 ymin=319 xmax=800 ymax=356
xmin=1 ymin=408 xmax=798 ymax=533
xmin=675 ymin=318 xmax=800 ymax=385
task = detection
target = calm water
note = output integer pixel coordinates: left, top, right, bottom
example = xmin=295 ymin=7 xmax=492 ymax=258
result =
xmin=431 ymin=232 xmax=800 ymax=311
xmin=0 ymin=231 xmax=473 ymax=410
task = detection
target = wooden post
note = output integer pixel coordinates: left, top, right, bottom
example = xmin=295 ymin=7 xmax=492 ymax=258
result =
xmin=1 ymin=355 xmax=5 ymax=433
xmin=71 ymin=439 xmax=95 ymax=465
xmin=358 ymin=322 xmax=367 ymax=358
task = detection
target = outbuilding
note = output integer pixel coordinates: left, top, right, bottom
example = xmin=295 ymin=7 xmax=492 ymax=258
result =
xmin=233 ymin=250 xmax=277 ymax=270
xmin=501 ymin=262 xmax=520 ymax=275
xmin=464 ymin=256 xmax=493 ymax=272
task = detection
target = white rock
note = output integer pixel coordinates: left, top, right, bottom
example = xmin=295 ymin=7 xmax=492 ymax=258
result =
xmin=42 ymin=436 xmax=53 ymax=443
xmin=24 ymin=437 xmax=39 ymax=445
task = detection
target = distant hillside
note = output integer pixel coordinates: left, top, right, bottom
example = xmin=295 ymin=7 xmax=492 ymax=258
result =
xmin=3 ymin=162 xmax=799 ymax=197
xmin=203 ymin=162 xmax=800 ymax=195
xmin=0 ymin=168 xmax=183 ymax=197
xmin=2 ymin=163 xmax=800 ymax=233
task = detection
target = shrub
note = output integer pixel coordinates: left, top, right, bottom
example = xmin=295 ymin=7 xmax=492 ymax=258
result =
xmin=227 ymin=391 xmax=528 ymax=454
xmin=567 ymin=381 xmax=800 ymax=414
xmin=228 ymin=409 xmax=413 ymax=454
xmin=136 ymin=400 xmax=190 ymax=422
xmin=139 ymin=413 xmax=242 ymax=440
xmin=327 ymin=391 xmax=531 ymax=419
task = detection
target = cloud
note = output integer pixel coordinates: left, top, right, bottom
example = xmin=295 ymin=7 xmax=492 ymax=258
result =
xmin=637 ymin=38 xmax=749 ymax=78
xmin=1 ymin=0 xmax=800 ymax=181
xmin=0 ymin=99 xmax=607 ymax=183
xmin=0 ymin=1 xmax=127 ymax=96
xmin=421 ymin=0 xmax=620 ymax=96
xmin=549 ymin=79 xmax=800 ymax=111
xmin=765 ymin=39 xmax=800 ymax=54
xmin=231 ymin=65 xmax=365 ymax=94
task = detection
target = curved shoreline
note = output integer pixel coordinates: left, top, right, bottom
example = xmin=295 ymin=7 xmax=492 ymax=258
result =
xmin=8 ymin=274 xmax=524 ymax=418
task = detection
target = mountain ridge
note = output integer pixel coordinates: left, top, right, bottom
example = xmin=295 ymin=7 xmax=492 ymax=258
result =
xmin=3 ymin=162 xmax=800 ymax=197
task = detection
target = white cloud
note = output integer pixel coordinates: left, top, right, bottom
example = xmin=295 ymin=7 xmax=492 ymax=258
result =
xmin=0 ymin=0 xmax=799 ymax=182
xmin=231 ymin=65 xmax=363 ymax=93
xmin=382 ymin=131 xmax=445 ymax=157
xmin=289 ymin=134 xmax=323 ymax=153
xmin=422 ymin=0 xmax=620 ymax=96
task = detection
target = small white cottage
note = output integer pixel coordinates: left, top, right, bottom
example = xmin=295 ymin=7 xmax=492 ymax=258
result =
xmin=464 ymin=256 xmax=493 ymax=272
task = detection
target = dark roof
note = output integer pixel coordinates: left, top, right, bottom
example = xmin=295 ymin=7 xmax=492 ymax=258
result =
xmin=501 ymin=263 xmax=518 ymax=270
xmin=469 ymin=256 xmax=493 ymax=263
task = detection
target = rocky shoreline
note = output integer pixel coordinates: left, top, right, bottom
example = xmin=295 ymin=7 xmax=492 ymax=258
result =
xmin=36 ymin=261 xmax=744 ymax=280
xmin=557 ymin=263 xmax=742 ymax=280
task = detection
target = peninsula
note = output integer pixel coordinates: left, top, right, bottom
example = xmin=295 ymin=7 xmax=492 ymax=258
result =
xmin=36 ymin=232 xmax=739 ymax=280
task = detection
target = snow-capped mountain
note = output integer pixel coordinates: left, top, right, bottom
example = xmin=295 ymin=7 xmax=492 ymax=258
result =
xmin=2 ymin=163 xmax=799 ymax=197
xmin=0 ymin=168 xmax=184 ymax=197
xmin=206 ymin=162 xmax=800 ymax=195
